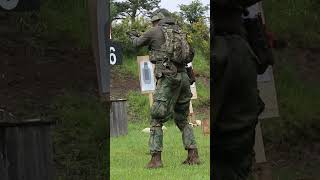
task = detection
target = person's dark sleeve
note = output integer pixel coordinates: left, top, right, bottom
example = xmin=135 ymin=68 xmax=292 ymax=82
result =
xmin=213 ymin=0 xmax=262 ymax=8
xmin=132 ymin=28 xmax=156 ymax=48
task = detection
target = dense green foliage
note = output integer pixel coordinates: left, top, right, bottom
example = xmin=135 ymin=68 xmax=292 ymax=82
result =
xmin=264 ymin=0 xmax=320 ymax=47
xmin=126 ymin=91 xmax=151 ymax=123
xmin=112 ymin=17 xmax=150 ymax=54
xmin=188 ymin=18 xmax=210 ymax=60
xmin=111 ymin=0 xmax=210 ymax=58
xmin=179 ymin=0 xmax=209 ymax=24
xmin=111 ymin=16 xmax=210 ymax=59
xmin=111 ymin=0 xmax=160 ymax=22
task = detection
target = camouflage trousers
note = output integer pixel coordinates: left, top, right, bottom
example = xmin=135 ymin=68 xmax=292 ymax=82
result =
xmin=149 ymin=71 xmax=197 ymax=154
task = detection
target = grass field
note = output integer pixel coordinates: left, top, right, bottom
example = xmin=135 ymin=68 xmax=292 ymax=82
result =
xmin=110 ymin=122 xmax=210 ymax=180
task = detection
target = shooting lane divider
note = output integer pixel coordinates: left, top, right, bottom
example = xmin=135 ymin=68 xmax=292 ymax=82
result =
xmin=88 ymin=0 xmax=110 ymax=98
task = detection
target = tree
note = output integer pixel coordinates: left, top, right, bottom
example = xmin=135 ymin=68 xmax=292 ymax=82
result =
xmin=179 ymin=0 xmax=209 ymax=24
xmin=111 ymin=0 xmax=160 ymax=22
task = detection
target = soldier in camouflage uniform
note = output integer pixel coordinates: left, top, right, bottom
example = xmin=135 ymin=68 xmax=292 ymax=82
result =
xmin=212 ymin=0 xmax=264 ymax=179
xmin=129 ymin=9 xmax=200 ymax=169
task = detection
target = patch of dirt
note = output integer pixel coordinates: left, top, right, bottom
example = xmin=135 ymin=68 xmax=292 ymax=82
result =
xmin=110 ymin=68 xmax=139 ymax=100
xmin=265 ymin=142 xmax=320 ymax=179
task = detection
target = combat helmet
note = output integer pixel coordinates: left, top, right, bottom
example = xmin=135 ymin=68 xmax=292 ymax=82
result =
xmin=151 ymin=8 xmax=171 ymax=22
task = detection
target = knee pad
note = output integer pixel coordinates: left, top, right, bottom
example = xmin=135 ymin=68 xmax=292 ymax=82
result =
xmin=151 ymin=100 xmax=171 ymax=120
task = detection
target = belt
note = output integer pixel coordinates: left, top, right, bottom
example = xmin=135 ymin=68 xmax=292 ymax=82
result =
xmin=176 ymin=66 xmax=186 ymax=73
xmin=174 ymin=63 xmax=186 ymax=73
xmin=177 ymin=69 xmax=186 ymax=73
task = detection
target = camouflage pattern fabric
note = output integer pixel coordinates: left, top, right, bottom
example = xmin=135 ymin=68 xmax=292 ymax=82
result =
xmin=160 ymin=24 xmax=193 ymax=65
xmin=149 ymin=72 xmax=197 ymax=153
xmin=131 ymin=15 xmax=198 ymax=155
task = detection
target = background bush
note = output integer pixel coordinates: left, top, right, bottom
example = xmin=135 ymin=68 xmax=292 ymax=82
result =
xmin=264 ymin=0 xmax=320 ymax=48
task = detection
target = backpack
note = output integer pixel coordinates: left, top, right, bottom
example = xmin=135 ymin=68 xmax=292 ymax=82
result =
xmin=160 ymin=24 xmax=194 ymax=64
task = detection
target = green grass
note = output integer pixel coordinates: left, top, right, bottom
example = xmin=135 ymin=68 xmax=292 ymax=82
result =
xmin=249 ymin=163 xmax=320 ymax=180
xmin=257 ymin=48 xmax=320 ymax=178
xmin=262 ymin=49 xmax=320 ymax=144
xmin=126 ymin=91 xmax=151 ymax=123
xmin=271 ymin=165 xmax=320 ymax=180
xmin=51 ymin=92 xmax=108 ymax=179
xmin=113 ymin=55 xmax=139 ymax=78
xmin=110 ymin=122 xmax=210 ymax=180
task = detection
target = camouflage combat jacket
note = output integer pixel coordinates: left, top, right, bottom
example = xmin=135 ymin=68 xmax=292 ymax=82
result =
xmin=132 ymin=18 xmax=186 ymax=77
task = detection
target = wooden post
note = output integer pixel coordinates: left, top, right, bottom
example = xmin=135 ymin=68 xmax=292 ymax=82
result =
xmin=254 ymin=122 xmax=267 ymax=163
xmin=110 ymin=99 xmax=128 ymax=137
xmin=201 ymin=119 xmax=210 ymax=135
xmin=88 ymin=0 xmax=110 ymax=100
xmin=189 ymin=101 xmax=196 ymax=124
xmin=0 ymin=115 xmax=55 ymax=180
xmin=148 ymin=93 xmax=153 ymax=107
xmin=254 ymin=121 xmax=273 ymax=180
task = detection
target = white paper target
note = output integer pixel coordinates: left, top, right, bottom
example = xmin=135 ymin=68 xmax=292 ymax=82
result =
xmin=188 ymin=62 xmax=197 ymax=99
xmin=0 ymin=0 xmax=19 ymax=10
xmin=137 ymin=56 xmax=156 ymax=93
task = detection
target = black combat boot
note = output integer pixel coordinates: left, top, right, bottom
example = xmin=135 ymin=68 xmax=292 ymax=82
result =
xmin=146 ymin=152 xmax=163 ymax=169
xmin=183 ymin=148 xmax=201 ymax=165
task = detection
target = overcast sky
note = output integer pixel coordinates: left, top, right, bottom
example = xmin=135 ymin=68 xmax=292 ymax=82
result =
xmin=160 ymin=0 xmax=210 ymax=15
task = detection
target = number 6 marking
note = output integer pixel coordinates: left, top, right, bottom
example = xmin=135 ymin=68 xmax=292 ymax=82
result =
xmin=110 ymin=46 xmax=116 ymax=65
